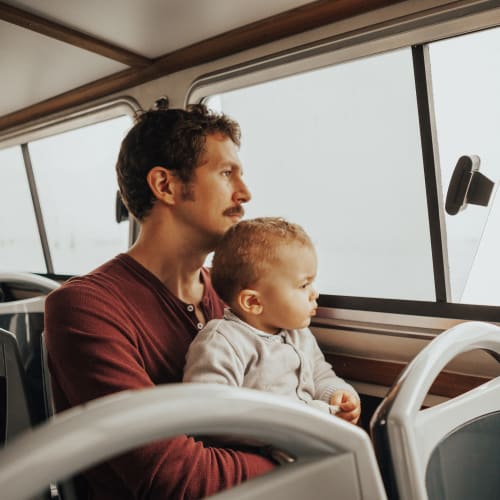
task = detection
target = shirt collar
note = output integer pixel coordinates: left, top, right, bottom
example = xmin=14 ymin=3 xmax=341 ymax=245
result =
xmin=223 ymin=308 xmax=284 ymax=338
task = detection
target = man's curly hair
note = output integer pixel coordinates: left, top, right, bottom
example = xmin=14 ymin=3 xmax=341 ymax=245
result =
xmin=116 ymin=103 xmax=241 ymax=220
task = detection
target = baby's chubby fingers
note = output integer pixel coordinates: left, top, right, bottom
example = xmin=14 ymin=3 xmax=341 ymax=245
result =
xmin=330 ymin=390 xmax=361 ymax=424
xmin=329 ymin=389 xmax=345 ymax=407
xmin=339 ymin=397 xmax=357 ymax=412
xmin=329 ymin=389 xmax=358 ymax=408
xmin=338 ymin=406 xmax=361 ymax=424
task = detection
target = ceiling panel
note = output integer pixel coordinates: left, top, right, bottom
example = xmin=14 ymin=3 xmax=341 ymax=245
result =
xmin=3 ymin=0 xmax=315 ymax=58
xmin=0 ymin=20 xmax=126 ymax=117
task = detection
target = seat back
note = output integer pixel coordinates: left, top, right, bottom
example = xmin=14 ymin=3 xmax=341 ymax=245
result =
xmin=0 ymin=272 xmax=60 ymax=424
xmin=425 ymin=410 xmax=500 ymax=499
xmin=40 ymin=332 xmax=55 ymax=419
xmin=0 ymin=273 xmax=63 ymax=499
xmin=371 ymin=321 xmax=500 ymax=500
xmin=0 ymin=383 xmax=388 ymax=500
xmin=0 ymin=328 xmax=50 ymax=500
xmin=0 ymin=328 xmax=33 ymax=445
xmin=40 ymin=332 xmax=87 ymax=500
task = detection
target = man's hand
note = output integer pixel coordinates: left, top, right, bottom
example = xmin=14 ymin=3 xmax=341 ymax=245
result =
xmin=329 ymin=390 xmax=361 ymax=425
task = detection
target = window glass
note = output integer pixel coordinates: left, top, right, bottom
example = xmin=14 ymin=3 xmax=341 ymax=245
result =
xmin=0 ymin=146 xmax=46 ymax=272
xmin=29 ymin=116 xmax=131 ymax=275
xmin=430 ymin=27 xmax=500 ymax=306
xmin=205 ymin=48 xmax=435 ymax=300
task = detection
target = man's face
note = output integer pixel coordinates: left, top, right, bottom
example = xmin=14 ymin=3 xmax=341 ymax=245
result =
xmin=175 ymin=132 xmax=251 ymax=246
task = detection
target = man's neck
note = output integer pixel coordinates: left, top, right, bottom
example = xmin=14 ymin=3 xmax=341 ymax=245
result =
xmin=127 ymin=218 xmax=209 ymax=305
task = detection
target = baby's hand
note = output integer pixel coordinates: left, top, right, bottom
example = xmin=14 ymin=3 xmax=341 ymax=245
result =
xmin=329 ymin=390 xmax=361 ymax=425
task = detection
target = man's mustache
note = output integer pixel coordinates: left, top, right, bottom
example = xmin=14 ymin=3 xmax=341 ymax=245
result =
xmin=223 ymin=205 xmax=245 ymax=217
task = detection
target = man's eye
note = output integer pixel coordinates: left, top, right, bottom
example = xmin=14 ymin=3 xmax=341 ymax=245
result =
xmin=222 ymin=169 xmax=232 ymax=176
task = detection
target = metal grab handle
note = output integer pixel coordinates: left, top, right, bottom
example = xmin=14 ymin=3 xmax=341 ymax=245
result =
xmin=0 ymin=383 xmax=386 ymax=500
xmin=389 ymin=321 xmax=500 ymax=420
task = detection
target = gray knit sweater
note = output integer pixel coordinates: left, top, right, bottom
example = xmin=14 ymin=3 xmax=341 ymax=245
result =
xmin=183 ymin=309 xmax=358 ymax=414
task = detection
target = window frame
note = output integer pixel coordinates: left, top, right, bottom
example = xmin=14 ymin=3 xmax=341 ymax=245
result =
xmin=187 ymin=2 xmax=500 ymax=319
xmin=0 ymin=97 xmax=141 ymax=277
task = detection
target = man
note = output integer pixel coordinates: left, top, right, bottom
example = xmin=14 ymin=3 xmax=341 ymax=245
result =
xmin=44 ymin=103 xmax=275 ymax=499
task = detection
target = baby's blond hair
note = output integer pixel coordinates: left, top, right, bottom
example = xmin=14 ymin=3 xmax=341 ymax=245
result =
xmin=211 ymin=217 xmax=313 ymax=305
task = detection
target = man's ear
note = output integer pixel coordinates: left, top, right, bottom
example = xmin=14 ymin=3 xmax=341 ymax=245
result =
xmin=146 ymin=166 xmax=179 ymax=205
xmin=237 ymin=289 xmax=263 ymax=315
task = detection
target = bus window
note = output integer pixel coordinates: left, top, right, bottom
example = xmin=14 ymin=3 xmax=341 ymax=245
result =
xmin=0 ymin=146 xmax=46 ymax=272
xmin=27 ymin=115 xmax=132 ymax=275
xmin=204 ymin=47 xmax=435 ymax=301
xmin=429 ymin=26 xmax=500 ymax=306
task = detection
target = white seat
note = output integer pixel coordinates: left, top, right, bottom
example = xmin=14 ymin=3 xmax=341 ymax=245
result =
xmin=371 ymin=321 xmax=500 ymax=500
xmin=0 ymin=383 xmax=387 ymax=500
xmin=0 ymin=272 xmax=60 ymax=295
xmin=0 ymin=272 xmax=60 ymax=425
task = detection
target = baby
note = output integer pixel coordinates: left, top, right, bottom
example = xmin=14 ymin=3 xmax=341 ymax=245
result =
xmin=184 ymin=217 xmax=360 ymax=424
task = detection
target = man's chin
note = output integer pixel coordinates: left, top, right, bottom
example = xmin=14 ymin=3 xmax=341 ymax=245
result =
xmin=204 ymin=220 xmax=240 ymax=250
xmin=204 ymin=230 xmax=226 ymax=252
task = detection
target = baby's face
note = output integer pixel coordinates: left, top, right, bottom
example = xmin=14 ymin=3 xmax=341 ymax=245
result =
xmin=256 ymin=243 xmax=319 ymax=333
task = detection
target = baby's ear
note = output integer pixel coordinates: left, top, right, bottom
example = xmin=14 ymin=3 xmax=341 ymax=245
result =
xmin=237 ymin=289 xmax=263 ymax=315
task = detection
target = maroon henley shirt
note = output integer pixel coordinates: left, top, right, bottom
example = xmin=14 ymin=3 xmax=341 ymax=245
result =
xmin=44 ymin=253 xmax=274 ymax=499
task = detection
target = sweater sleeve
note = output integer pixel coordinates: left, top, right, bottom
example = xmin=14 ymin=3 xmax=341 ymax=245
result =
xmin=307 ymin=331 xmax=359 ymax=404
xmin=45 ymin=284 xmax=274 ymax=500
xmin=183 ymin=325 xmax=245 ymax=387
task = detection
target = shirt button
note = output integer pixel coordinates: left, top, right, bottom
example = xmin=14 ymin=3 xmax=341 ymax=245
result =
xmin=187 ymin=305 xmax=194 ymax=312
xmin=197 ymin=323 xmax=204 ymax=330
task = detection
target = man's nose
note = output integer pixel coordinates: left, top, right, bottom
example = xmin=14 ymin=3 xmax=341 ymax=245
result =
xmin=233 ymin=178 xmax=251 ymax=204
